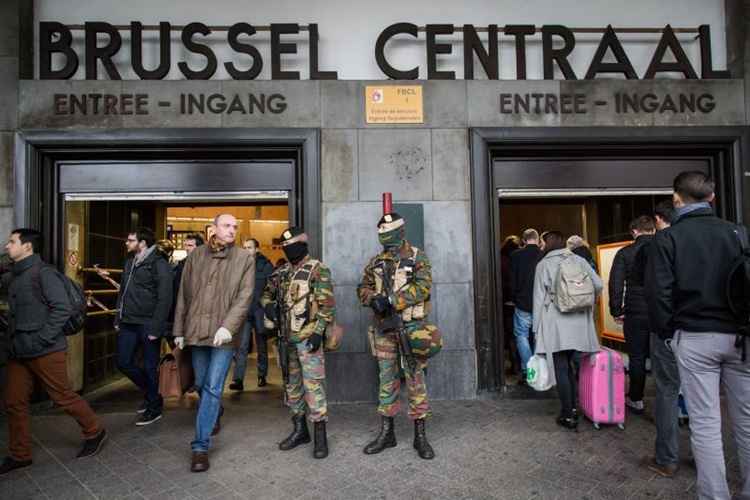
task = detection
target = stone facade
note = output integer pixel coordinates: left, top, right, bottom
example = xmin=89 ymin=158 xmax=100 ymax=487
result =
xmin=2 ymin=1 xmax=750 ymax=403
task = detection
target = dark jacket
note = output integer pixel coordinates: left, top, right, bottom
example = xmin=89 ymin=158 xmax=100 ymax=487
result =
xmin=646 ymin=207 xmax=742 ymax=339
xmin=510 ymin=244 xmax=542 ymax=313
xmin=116 ymin=247 xmax=173 ymax=338
xmin=7 ymin=254 xmax=70 ymax=359
xmin=251 ymin=253 xmax=274 ymax=311
xmin=572 ymin=246 xmax=598 ymax=273
xmin=608 ymin=235 xmax=653 ymax=320
xmin=167 ymin=258 xmax=186 ymax=325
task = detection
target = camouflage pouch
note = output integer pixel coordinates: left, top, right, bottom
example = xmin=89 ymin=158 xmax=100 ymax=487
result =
xmin=367 ymin=325 xmax=377 ymax=358
xmin=406 ymin=322 xmax=443 ymax=359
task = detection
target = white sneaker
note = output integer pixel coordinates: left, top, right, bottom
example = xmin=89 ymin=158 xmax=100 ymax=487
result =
xmin=626 ymin=397 xmax=645 ymax=414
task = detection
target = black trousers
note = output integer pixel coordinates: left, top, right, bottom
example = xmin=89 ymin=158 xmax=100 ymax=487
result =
xmin=553 ymin=350 xmax=579 ymax=418
xmin=624 ymin=316 xmax=650 ymax=402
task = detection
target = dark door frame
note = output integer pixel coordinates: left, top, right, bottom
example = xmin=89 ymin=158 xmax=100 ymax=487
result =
xmin=14 ymin=128 xmax=321 ymax=265
xmin=470 ymin=126 xmax=750 ymax=393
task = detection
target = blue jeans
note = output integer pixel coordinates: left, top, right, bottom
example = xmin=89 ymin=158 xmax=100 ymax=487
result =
xmin=233 ymin=309 xmax=268 ymax=380
xmin=513 ymin=309 xmax=534 ymax=374
xmin=117 ymin=323 xmax=162 ymax=413
xmin=191 ymin=346 xmax=233 ymax=452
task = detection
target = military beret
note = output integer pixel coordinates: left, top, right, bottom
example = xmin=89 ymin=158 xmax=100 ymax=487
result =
xmin=279 ymin=227 xmax=308 ymax=246
xmin=377 ymin=212 xmax=405 ymax=233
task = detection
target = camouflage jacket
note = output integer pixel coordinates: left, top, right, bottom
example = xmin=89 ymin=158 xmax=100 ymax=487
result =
xmin=261 ymin=255 xmax=335 ymax=343
xmin=357 ymin=241 xmax=432 ymax=326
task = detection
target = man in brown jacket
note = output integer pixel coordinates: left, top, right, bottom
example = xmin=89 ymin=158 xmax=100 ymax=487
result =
xmin=173 ymin=214 xmax=255 ymax=473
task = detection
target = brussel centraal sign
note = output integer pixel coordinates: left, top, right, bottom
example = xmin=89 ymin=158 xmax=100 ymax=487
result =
xmin=39 ymin=22 xmax=728 ymax=81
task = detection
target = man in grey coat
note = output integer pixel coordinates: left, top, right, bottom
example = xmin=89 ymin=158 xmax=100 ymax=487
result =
xmin=533 ymin=231 xmax=603 ymax=430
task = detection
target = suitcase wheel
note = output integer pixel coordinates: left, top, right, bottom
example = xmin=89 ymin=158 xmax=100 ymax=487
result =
xmin=593 ymin=423 xmax=601 ymax=430
xmin=618 ymin=423 xmax=625 ymax=431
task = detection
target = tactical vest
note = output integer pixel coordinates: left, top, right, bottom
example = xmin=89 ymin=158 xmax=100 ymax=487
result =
xmin=373 ymin=246 xmax=429 ymax=322
xmin=284 ymin=259 xmax=321 ymax=334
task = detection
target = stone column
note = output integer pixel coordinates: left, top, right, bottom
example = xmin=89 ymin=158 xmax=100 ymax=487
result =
xmin=726 ymin=0 xmax=750 ymax=121
xmin=0 ymin=0 xmax=31 ymax=405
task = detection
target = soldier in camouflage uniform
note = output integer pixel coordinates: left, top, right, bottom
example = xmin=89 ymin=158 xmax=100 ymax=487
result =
xmin=357 ymin=212 xmax=436 ymax=460
xmin=261 ymin=227 xmax=335 ymax=459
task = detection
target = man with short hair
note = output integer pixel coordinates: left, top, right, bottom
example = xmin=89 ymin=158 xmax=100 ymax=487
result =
xmin=115 ymin=227 xmax=173 ymax=426
xmin=609 ymin=215 xmax=656 ymax=415
xmin=1 ymin=229 xmax=106 ymax=475
xmin=654 ymin=200 xmax=674 ymax=231
xmin=510 ymin=228 xmax=543 ymax=381
xmin=167 ymin=233 xmax=203 ymax=337
xmin=639 ymin=202 xmax=684 ymax=478
xmin=647 ymin=171 xmax=750 ymax=497
xmin=173 ymin=214 xmax=255 ymax=472
xmin=231 ymin=238 xmax=274 ymax=391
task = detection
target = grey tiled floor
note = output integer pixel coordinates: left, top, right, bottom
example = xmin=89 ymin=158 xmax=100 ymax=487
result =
xmin=0 ymin=376 xmax=743 ymax=500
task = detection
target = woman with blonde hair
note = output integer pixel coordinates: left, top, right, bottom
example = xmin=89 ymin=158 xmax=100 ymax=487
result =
xmin=566 ymin=235 xmax=597 ymax=272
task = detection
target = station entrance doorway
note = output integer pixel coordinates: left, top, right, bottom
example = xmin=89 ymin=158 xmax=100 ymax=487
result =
xmin=17 ymin=129 xmax=321 ymax=393
xmin=469 ymin=127 xmax=748 ymax=393
xmin=65 ymin=195 xmax=290 ymax=391
xmin=498 ymin=192 xmax=672 ymax=384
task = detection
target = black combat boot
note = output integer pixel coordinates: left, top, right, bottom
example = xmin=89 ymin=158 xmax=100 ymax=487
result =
xmin=413 ymin=418 xmax=435 ymax=460
xmin=313 ymin=421 xmax=328 ymax=459
xmin=363 ymin=416 xmax=397 ymax=455
xmin=279 ymin=414 xmax=311 ymax=450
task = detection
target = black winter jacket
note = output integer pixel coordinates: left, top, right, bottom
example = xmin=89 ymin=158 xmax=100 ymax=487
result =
xmin=251 ymin=253 xmax=274 ymax=312
xmin=608 ymin=235 xmax=653 ymax=320
xmin=116 ymin=248 xmax=173 ymax=337
xmin=6 ymin=254 xmax=70 ymax=359
xmin=646 ymin=207 xmax=743 ymax=339
xmin=167 ymin=258 xmax=186 ymax=325
xmin=510 ymin=244 xmax=542 ymax=313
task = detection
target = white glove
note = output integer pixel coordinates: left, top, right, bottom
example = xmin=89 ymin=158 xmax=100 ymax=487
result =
xmin=213 ymin=327 xmax=232 ymax=346
xmin=174 ymin=336 xmax=185 ymax=350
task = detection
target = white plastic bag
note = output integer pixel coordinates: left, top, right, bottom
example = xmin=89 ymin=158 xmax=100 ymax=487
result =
xmin=526 ymin=355 xmax=553 ymax=391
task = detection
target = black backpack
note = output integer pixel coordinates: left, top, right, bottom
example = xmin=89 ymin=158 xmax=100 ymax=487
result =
xmin=727 ymin=226 xmax=750 ymax=335
xmin=31 ymin=263 xmax=88 ymax=336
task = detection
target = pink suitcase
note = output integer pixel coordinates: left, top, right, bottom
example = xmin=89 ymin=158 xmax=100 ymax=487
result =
xmin=579 ymin=348 xmax=626 ymax=430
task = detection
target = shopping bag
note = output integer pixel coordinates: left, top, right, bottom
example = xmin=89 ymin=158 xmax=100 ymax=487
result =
xmin=526 ymin=355 xmax=553 ymax=391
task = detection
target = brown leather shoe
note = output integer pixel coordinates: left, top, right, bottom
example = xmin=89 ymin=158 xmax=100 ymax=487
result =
xmin=644 ymin=457 xmax=678 ymax=478
xmin=190 ymin=452 xmax=210 ymax=473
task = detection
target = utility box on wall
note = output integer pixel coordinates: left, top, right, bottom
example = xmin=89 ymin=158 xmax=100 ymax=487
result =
xmin=393 ymin=203 xmax=424 ymax=250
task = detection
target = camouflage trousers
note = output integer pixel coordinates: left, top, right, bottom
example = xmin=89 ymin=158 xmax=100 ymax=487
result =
xmin=286 ymin=340 xmax=328 ymax=422
xmin=374 ymin=331 xmax=431 ymax=420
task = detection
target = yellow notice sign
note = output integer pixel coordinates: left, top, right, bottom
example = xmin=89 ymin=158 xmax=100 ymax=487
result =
xmin=365 ymin=85 xmax=424 ymax=124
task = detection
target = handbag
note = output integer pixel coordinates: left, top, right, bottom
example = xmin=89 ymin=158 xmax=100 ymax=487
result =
xmin=158 ymin=353 xmax=182 ymax=399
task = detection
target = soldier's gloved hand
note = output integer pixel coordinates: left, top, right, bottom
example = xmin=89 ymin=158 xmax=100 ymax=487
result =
xmin=307 ymin=333 xmax=323 ymax=352
xmin=213 ymin=327 xmax=233 ymax=346
xmin=370 ymin=295 xmax=391 ymax=315
xmin=174 ymin=336 xmax=185 ymax=350
xmin=264 ymin=303 xmax=277 ymax=322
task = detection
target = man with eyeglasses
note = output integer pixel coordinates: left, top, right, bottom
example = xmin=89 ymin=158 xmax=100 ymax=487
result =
xmin=115 ymin=228 xmax=173 ymax=426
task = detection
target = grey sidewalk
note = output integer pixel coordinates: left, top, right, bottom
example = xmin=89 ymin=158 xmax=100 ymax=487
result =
xmin=0 ymin=381 xmax=743 ymax=500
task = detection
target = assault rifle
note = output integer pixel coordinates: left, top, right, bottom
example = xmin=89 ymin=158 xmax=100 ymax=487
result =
xmin=377 ymin=261 xmax=416 ymax=373
xmin=270 ymin=274 xmax=290 ymax=386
